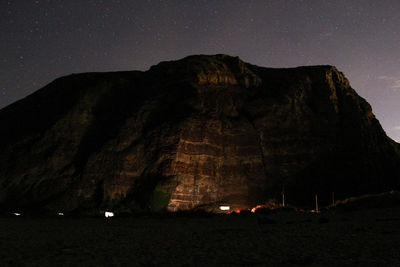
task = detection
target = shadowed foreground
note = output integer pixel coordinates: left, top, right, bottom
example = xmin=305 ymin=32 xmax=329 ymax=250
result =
xmin=0 ymin=207 xmax=399 ymax=266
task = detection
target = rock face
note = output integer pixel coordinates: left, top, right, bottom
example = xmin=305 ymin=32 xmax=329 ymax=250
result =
xmin=0 ymin=54 xmax=399 ymax=213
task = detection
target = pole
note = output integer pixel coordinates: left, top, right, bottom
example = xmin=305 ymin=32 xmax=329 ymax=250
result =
xmin=315 ymin=194 xmax=318 ymax=212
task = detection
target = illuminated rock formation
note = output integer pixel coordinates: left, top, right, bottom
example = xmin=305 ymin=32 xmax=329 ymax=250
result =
xmin=0 ymin=54 xmax=399 ymax=213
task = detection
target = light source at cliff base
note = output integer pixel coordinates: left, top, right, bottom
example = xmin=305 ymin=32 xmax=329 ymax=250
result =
xmin=105 ymin=211 xmax=114 ymax=218
xmin=219 ymin=206 xmax=230 ymax=211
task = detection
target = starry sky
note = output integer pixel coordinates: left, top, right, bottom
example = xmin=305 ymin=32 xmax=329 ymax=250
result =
xmin=1 ymin=0 xmax=399 ymax=141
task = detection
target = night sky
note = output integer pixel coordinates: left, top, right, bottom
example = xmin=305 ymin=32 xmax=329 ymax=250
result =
xmin=1 ymin=0 xmax=399 ymax=141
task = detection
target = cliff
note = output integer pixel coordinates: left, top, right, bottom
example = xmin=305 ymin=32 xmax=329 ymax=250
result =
xmin=0 ymin=54 xmax=399 ymax=213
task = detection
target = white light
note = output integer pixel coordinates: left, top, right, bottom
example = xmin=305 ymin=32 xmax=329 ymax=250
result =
xmin=219 ymin=206 xmax=230 ymax=211
xmin=13 ymin=213 xmax=21 ymax=216
xmin=57 ymin=212 xmax=64 ymax=216
xmin=105 ymin=211 xmax=114 ymax=218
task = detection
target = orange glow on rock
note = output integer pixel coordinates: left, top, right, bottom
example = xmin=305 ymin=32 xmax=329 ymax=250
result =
xmin=251 ymin=205 xmax=267 ymax=213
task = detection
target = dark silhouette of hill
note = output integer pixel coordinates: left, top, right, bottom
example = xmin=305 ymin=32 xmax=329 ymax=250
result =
xmin=0 ymin=54 xmax=399 ymax=213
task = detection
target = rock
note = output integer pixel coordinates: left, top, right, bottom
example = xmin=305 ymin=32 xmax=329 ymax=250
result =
xmin=0 ymin=54 xmax=399 ymax=213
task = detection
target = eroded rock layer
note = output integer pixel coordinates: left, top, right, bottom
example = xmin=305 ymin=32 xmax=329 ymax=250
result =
xmin=0 ymin=54 xmax=399 ymax=213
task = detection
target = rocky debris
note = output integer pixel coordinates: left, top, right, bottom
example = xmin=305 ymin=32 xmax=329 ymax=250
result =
xmin=0 ymin=54 xmax=399 ymax=213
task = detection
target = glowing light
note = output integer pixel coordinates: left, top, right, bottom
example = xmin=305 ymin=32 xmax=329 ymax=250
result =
xmin=105 ymin=211 xmax=114 ymax=218
xmin=13 ymin=213 xmax=21 ymax=216
xmin=219 ymin=206 xmax=230 ymax=211
xmin=226 ymin=209 xmax=244 ymax=214
xmin=57 ymin=212 xmax=64 ymax=216
xmin=251 ymin=205 xmax=267 ymax=213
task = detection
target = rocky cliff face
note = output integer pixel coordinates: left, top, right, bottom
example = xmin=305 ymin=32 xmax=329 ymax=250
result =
xmin=0 ymin=54 xmax=399 ymax=213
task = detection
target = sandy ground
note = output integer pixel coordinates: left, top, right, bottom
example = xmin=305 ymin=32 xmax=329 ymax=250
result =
xmin=0 ymin=208 xmax=399 ymax=266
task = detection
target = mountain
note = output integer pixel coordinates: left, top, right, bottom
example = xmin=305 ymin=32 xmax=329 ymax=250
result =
xmin=0 ymin=54 xmax=399 ymax=213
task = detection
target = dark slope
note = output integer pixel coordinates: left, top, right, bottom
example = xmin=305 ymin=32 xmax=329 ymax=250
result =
xmin=0 ymin=54 xmax=399 ymax=213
